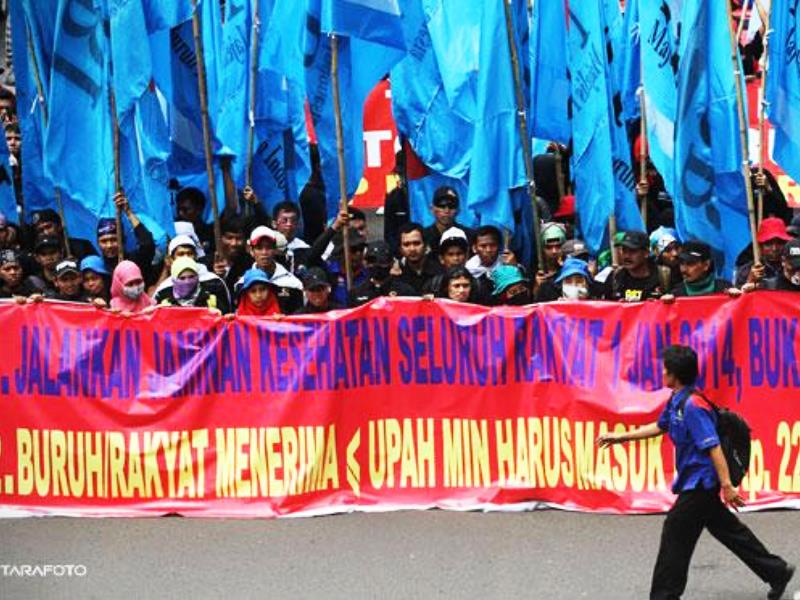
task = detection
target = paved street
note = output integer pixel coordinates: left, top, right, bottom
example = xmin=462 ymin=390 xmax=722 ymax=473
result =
xmin=1 ymin=509 xmax=798 ymax=599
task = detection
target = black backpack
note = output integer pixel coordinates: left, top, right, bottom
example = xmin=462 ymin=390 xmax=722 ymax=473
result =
xmin=679 ymin=390 xmax=752 ymax=487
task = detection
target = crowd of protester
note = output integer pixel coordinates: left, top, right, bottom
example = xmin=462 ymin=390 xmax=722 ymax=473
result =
xmin=0 ymin=75 xmax=797 ymax=318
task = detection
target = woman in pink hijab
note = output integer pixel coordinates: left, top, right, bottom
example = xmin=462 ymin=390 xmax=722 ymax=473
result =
xmin=110 ymin=260 xmax=156 ymax=313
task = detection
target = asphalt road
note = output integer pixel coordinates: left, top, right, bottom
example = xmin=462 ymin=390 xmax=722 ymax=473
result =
xmin=1 ymin=509 xmax=798 ymax=600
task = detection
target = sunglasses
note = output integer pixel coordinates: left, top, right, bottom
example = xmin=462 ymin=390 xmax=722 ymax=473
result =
xmin=434 ymin=201 xmax=458 ymax=209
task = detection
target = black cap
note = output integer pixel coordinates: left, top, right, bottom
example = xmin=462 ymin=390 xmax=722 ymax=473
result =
xmin=332 ymin=228 xmax=367 ymax=252
xmin=783 ymin=239 xmax=800 ymax=268
xmin=619 ymin=230 xmax=649 ymax=250
xmin=31 ymin=209 xmax=60 ymax=226
xmin=55 ymin=259 xmax=80 ymax=278
xmin=35 ymin=236 xmax=61 ymax=253
xmin=364 ymin=240 xmax=393 ymax=265
xmin=432 ymin=186 xmax=459 ymax=207
xmin=561 ymin=239 xmax=589 ymax=258
xmin=302 ymin=267 xmax=330 ymax=290
xmin=679 ymin=240 xmax=712 ymax=263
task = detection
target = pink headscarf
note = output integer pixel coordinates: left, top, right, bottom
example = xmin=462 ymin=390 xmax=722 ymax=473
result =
xmin=110 ymin=260 xmax=155 ymax=312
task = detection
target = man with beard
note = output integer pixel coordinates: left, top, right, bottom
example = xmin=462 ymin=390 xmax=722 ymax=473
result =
xmin=602 ymin=231 xmax=664 ymax=301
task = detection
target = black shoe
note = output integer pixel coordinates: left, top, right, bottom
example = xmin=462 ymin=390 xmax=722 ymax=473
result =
xmin=768 ymin=563 xmax=795 ymax=600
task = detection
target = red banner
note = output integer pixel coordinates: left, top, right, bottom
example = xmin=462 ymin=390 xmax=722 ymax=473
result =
xmin=1 ymin=295 xmax=799 ymax=518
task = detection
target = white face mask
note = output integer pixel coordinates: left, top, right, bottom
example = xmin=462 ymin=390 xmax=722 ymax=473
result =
xmin=791 ymin=273 xmax=800 ymax=287
xmin=562 ymin=283 xmax=589 ymax=300
xmin=122 ymin=283 xmax=145 ymax=300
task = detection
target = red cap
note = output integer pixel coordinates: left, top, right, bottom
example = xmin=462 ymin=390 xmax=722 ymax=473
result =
xmin=756 ymin=217 xmax=792 ymax=244
xmin=553 ymin=195 xmax=576 ymax=218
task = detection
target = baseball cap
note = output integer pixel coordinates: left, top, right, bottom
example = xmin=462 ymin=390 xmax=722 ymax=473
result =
xmin=491 ymin=265 xmax=528 ymax=296
xmin=555 ymin=257 xmax=592 ymax=284
xmin=432 ymin=186 xmax=459 ymax=208
xmin=679 ymin=240 xmax=711 ymax=263
xmin=757 ymin=217 xmax=792 ymax=244
xmin=168 ymin=234 xmax=199 ymax=257
xmin=619 ymin=230 xmax=649 ymax=250
xmin=35 ymin=236 xmax=62 ymax=253
xmin=249 ymin=226 xmax=288 ymax=250
xmin=97 ymin=218 xmax=117 ymax=238
xmin=541 ymin=222 xmax=567 ymax=244
xmin=55 ymin=259 xmax=80 ymax=279
xmin=0 ymin=249 xmax=19 ymax=266
xmin=782 ymin=239 xmax=800 ymax=268
xmin=302 ymin=267 xmax=330 ymax=290
xmin=241 ymin=267 xmax=276 ymax=291
xmin=439 ymin=227 xmax=469 ymax=253
xmin=31 ymin=209 xmax=60 ymax=227
xmin=561 ymin=239 xmax=589 ymax=259
xmin=364 ymin=240 xmax=393 ymax=265
xmin=80 ymin=255 xmax=110 ymax=276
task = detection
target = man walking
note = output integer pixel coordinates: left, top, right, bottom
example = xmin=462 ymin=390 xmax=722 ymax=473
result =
xmin=597 ymin=345 xmax=794 ymax=599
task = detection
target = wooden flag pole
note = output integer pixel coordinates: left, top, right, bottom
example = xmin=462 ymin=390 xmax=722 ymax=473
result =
xmin=25 ymin=26 xmax=71 ymax=257
xmin=608 ymin=215 xmax=619 ymax=268
xmin=638 ymin=60 xmax=649 ymax=229
xmin=245 ymin=0 xmax=261 ymax=191
xmin=756 ymin=0 xmax=774 ymax=228
xmin=330 ymin=34 xmax=353 ymax=291
xmin=726 ymin=0 xmax=761 ymax=265
xmin=190 ymin=0 xmax=223 ymax=258
xmin=107 ymin=70 xmax=125 ymax=263
xmin=502 ymin=0 xmax=544 ymax=270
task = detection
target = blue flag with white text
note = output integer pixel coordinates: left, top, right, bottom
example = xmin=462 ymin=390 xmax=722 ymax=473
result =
xmin=673 ymin=0 xmax=750 ymax=277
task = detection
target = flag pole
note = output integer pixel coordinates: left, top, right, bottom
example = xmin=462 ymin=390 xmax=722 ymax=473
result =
xmin=638 ymin=61 xmax=649 ymax=229
xmin=608 ymin=215 xmax=619 ymax=268
xmin=107 ymin=63 xmax=125 ymax=263
xmin=553 ymin=144 xmax=566 ymax=205
xmin=756 ymin=0 xmax=773 ymax=228
xmin=330 ymin=34 xmax=353 ymax=291
xmin=725 ymin=0 xmax=761 ymax=265
xmin=502 ymin=0 xmax=544 ymax=270
xmin=190 ymin=0 xmax=223 ymax=258
xmin=245 ymin=0 xmax=260 ymax=191
xmin=25 ymin=26 xmax=71 ymax=258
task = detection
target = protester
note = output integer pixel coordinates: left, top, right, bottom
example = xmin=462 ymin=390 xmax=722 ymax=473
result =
xmin=95 ymin=192 xmax=156 ymax=279
xmin=555 ymin=257 xmax=595 ymax=301
xmin=424 ymin=227 xmax=490 ymax=301
xmin=294 ymin=267 xmax=342 ymax=314
xmin=31 ymin=236 xmax=63 ymax=296
xmin=350 ymin=240 xmax=415 ymax=306
xmin=397 ymin=222 xmax=442 ymax=294
xmin=735 ymin=217 xmax=791 ymax=287
xmin=210 ymin=211 xmax=252 ymax=292
xmin=51 ymin=259 xmax=89 ymax=302
xmin=437 ymin=266 xmax=478 ymax=303
xmin=491 ymin=265 xmax=531 ymax=306
xmin=0 ymin=249 xmax=39 ymax=298
xmin=540 ymin=222 xmax=566 ymax=274
xmin=29 ymin=209 xmax=94 ymax=260
xmin=236 ymin=268 xmax=282 ymax=317
xmin=759 ymin=238 xmax=800 ymax=292
xmin=650 ymin=226 xmax=681 ymax=291
xmin=155 ymin=234 xmax=231 ymax=307
xmin=245 ymin=226 xmax=303 ymax=313
xmin=602 ymin=231 xmax=664 ymax=301
xmin=466 ymin=225 xmax=504 ymax=290
xmin=662 ymin=241 xmax=737 ymax=299
xmin=597 ymin=345 xmax=794 ymax=600
xmin=109 ymin=260 xmax=155 ymax=314
xmin=80 ymin=255 xmax=110 ymax=304
xmin=422 ymin=187 xmax=474 ymax=255
xmin=272 ymin=200 xmax=310 ymax=274
xmin=175 ymin=187 xmax=214 ymax=256
xmin=154 ymin=256 xmax=229 ymax=313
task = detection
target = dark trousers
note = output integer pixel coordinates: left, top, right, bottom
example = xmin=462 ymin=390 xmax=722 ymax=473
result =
xmin=650 ymin=488 xmax=788 ymax=600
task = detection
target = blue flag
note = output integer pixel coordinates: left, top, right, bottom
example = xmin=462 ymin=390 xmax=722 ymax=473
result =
xmin=390 ymin=0 xmax=472 ymax=179
xmin=464 ymin=1 xmax=526 ymax=232
xmin=44 ymin=0 xmax=114 ymax=218
xmin=620 ymin=0 xmax=641 ymax=121
xmin=639 ymin=0 xmax=682 ymax=199
xmin=529 ymin=0 xmax=570 ymax=143
xmin=0 ymin=128 xmax=17 ymax=224
xmin=408 ymin=170 xmax=472 ymax=227
xmin=766 ymin=0 xmax=800 ymax=183
xmin=322 ymin=0 xmax=406 ymax=49
xmin=673 ymin=0 xmax=750 ymax=277
xmin=569 ymin=0 xmax=641 ymax=253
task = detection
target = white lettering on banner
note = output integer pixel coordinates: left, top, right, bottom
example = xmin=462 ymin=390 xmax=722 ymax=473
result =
xmin=363 ymin=130 xmax=393 ymax=168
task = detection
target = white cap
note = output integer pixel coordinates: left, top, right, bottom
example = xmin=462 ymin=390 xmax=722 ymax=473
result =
xmin=172 ymin=221 xmax=206 ymax=258
xmin=168 ymin=234 xmax=199 ymax=257
xmin=440 ymin=227 xmax=468 ymax=243
xmin=249 ymin=226 xmax=287 ymax=250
